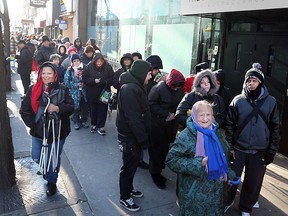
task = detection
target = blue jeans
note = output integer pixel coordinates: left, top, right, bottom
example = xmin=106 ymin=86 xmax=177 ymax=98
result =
xmin=32 ymin=136 xmax=65 ymax=184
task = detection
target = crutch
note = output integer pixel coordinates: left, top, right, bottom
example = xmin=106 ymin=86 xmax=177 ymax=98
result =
xmin=38 ymin=97 xmax=51 ymax=175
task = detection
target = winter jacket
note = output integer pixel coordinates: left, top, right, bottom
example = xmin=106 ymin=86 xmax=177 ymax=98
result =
xmin=81 ymin=53 xmax=93 ymax=66
xmin=226 ymin=85 xmax=280 ymax=154
xmin=116 ymin=60 xmax=151 ymax=144
xmin=20 ymin=84 xmax=74 ymax=142
xmin=35 ymin=44 xmax=57 ymax=66
xmin=112 ymin=53 xmax=133 ymax=91
xmin=61 ymin=56 xmax=72 ymax=70
xmin=55 ymin=64 xmax=66 ymax=83
xmin=64 ymin=65 xmax=87 ymax=109
xmin=82 ymin=53 xmax=114 ymax=103
xmin=166 ymin=117 xmax=236 ymax=216
xmin=15 ymin=46 xmax=33 ymax=75
xmin=176 ymin=70 xmax=226 ymax=129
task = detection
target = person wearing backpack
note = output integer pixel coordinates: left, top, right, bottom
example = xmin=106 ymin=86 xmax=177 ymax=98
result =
xmin=224 ymin=63 xmax=280 ymax=216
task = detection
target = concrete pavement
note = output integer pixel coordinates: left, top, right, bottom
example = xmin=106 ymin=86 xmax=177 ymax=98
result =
xmin=2 ymin=73 xmax=288 ymax=215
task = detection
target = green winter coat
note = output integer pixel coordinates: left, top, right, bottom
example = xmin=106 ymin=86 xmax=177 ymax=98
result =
xmin=166 ymin=117 xmax=236 ymax=216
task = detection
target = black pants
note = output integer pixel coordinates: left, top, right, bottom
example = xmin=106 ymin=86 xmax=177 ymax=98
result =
xmin=227 ymin=149 xmax=266 ymax=213
xmin=89 ymin=101 xmax=108 ymax=128
xmin=149 ymin=122 xmax=173 ymax=175
xmin=20 ymin=72 xmax=31 ymax=94
xmin=73 ymin=96 xmax=89 ymax=123
xmin=119 ymin=137 xmax=141 ymax=200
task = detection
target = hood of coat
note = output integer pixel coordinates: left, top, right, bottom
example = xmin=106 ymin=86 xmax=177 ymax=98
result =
xmin=73 ymin=37 xmax=83 ymax=49
xmin=58 ymin=44 xmax=67 ymax=56
xmin=120 ymin=53 xmax=133 ymax=71
xmin=192 ymin=69 xmax=218 ymax=96
xmin=166 ymin=69 xmax=185 ymax=88
xmin=120 ymin=60 xmax=151 ymax=86
xmin=92 ymin=53 xmax=106 ymax=69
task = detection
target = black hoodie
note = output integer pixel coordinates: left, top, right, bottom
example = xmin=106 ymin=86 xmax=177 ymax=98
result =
xmin=116 ymin=60 xmax=151 ymax=144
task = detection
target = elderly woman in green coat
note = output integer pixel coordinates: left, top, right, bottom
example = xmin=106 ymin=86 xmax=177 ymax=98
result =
xmin=166 ymin=100 xmax=237 ymax=216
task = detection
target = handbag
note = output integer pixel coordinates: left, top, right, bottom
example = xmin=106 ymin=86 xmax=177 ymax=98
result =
xmin=99 ymin=88 xmax=112 ymax=104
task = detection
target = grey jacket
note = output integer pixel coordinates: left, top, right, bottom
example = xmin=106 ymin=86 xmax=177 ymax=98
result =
xmin=226 ymin=86 xmax=280 ymax=154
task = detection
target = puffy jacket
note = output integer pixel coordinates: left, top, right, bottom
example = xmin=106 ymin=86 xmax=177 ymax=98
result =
xmin=82 ymin=53 xmax=114 ymax=103
xmin=15 ymin=46 xmax=33 ymax=75
xmin=226 ymin=85 xmax=280 ymax=153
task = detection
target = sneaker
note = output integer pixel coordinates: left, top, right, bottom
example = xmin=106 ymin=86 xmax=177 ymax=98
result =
xmin=97 ymin=127 xmax=106 ymax=136
xmin=253 ymin=201 xmax=259 ymax=208
xmin=82 ymin=122 xmax=89 ymax=128
xmin=91 ymin=125 xmax=97 ymax=133
xmin=120 ymin=198 xmax=140 ymax=212
xmin=224 ymin=201 xmax=234 ymax=213
xmin=241 ymin=212 xmax=250 ymax=216
xmin=130 ymin=190 xmax=143 ymax=198
xmin=74 ymin=122 xmax=81 ymax=130
xmin=152 ymin=174 xmax=166 ymax=189
xmin=138 ymin=160 xmax=149 ymax=169
xmin=46 ymin=182 xmax=57 ymax=196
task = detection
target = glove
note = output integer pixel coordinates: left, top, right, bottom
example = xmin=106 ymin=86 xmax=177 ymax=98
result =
xmin=263 ymin=151 xmax=275 ymax=165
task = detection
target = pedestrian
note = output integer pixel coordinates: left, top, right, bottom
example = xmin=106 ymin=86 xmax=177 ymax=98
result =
xmin=73 ymin=37 xmax=84 ymax=56
xmin=116 ymin=59 xmax=152 ymax=212
xmin=64 ymin=54 xmax=89 ymax=130
xmin=112 ymin=53 xmax=133 ymax=91
xmin=131 ymin=51 xmax=142 ymax=60
xmin=86 ymin=38 xmax=101 ymax=53
xmin=49 ymin=54 xmax=66 ymax=83
xmin=184 ymin=62 xmax=209 ymax=93
xmin=20 ymin=62 xmax=74 ymax=196
xmin=57 ymin=44 xmax=68 ymax=64
xmin=148 ymin=69 xmax=185 ymax=189
xmin=82 ymin=53 xmax=114 ymax=135
xmin=145 ymin=55 xmax=164 ymax=93
xmin=213 ymin=69 xmax=233 ymax=110
xmin=224 ymin=63 xmax=280 ymax=216
xmin=81 ymin=45 xmax=95 ymax=65
xmin=166 ymin=100 xmax=237 ymax=215
xmin=35 ymin=35 xmax=57 ymax=66
xmin=176 ymin=69 xmax=226 ymax=130
xmin=61 ymin=46 xmax=77 ymax=70
xmin=15 ymin=39 xmax=33 ymax=96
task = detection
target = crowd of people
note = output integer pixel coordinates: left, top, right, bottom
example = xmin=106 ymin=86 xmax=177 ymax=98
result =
xmin=13 ymin=32 xmax=280 ymax=216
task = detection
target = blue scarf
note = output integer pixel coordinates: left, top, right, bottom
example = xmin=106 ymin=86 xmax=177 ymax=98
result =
xmin=192 ymin=121 xmax=228 ymax=181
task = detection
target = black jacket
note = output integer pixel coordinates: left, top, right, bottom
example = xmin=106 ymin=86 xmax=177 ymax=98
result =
xmin=20 ymin=84 xmax=74 ymax=141
xmin=176 ymin=70 xmax=226 ymax=128
xmin=116 ymin=60 xmax=151 ymax=144
xmin=82 ymin=53 xmax=114 ymax=103
xmin=15 ymin=46 xmax=33 ymax=75
xmin=35 ymin=45 xmax=57 ymax=66
xmin=226 ymin=86 xmax=280 ymax=154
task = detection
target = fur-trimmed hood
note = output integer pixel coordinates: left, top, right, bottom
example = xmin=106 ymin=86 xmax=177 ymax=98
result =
xmin=192 ymin=69 xmax=218 ymax=96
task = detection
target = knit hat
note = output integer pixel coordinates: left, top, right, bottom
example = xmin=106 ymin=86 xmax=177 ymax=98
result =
xmin=166 ymin=69 xmax=185 ymax=88
xmin=71 ymin=53 xmax=81 ymax=62
xmin=68 ymin=46 xmax=77 ymax=55
xmin=244 ymin=63 xmax=264 ymax=83
xmin=146 ymin=55 xmax=163 ymax=69
xmin=42 ymin=35 xmax=50 ymax=43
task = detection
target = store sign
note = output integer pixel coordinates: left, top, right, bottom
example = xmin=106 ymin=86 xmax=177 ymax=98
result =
xmin=60 ymin=0 xmax=73 ymax=15
xmin=59 ymin=20 xmax=68 ymax=30
xmin=30 ymin=0 xmax=46 ymax=7
xmin=181 ymin=0 xmax=288 ymax=15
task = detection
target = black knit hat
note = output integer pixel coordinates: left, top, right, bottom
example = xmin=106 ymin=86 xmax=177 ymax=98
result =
xmin=71 ymin=53 xmax=81 ymax=62
xmin=42 ymin=35 xmax=50 ymax=43
xmin=146 ymin=55 xmax=163 ymax=69
xmin=244 ymin=63 xmax=264 ymax=83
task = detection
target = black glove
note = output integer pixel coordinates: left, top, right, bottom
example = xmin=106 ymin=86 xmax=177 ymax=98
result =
xmin=263 ymin=151 xmax=275 ymax=165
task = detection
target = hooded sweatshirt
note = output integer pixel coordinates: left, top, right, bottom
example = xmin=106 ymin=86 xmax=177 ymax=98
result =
xmin=113 ymin=53 xmax=133 ymax=90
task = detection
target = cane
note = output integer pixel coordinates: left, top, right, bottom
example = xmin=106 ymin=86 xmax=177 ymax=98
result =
xmin=55 ymin=119 xmax=62 ymax=171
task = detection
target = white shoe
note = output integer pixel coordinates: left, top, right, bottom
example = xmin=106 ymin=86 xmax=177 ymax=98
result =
xmin=241 ymin=212 xmax=250 ymax=216
xmin=224 ymin=201 xmax=234 ymax=213
xmin=253 ymin=201 xmax=259 ymax=208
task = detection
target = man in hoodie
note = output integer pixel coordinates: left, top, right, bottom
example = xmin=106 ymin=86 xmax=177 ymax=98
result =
xmin=73 ymin=37 xmax=84 ymax=56
xmin=116 ymin=60 xmax=152 ymax=212
xmin=15 ymin=40 xmax=33 ymax=96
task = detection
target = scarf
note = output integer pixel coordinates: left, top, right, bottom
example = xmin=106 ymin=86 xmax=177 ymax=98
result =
xmin=191 ymin=110 xmax=228 ymax=180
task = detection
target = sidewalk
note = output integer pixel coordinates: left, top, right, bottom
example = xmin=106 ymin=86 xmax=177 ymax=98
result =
xmin=2 ymin=73 xmax=288 ymax=215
